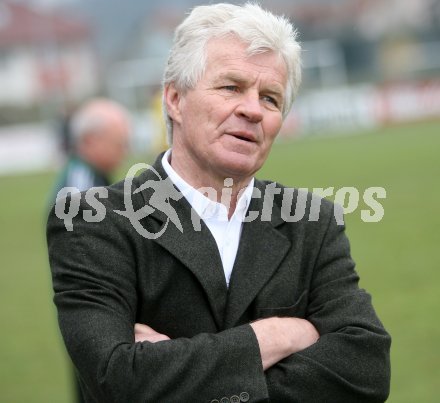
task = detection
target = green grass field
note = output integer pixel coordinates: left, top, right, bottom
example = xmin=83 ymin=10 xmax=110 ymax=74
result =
xmin=0 ymin=120 xmax=438 ymax=402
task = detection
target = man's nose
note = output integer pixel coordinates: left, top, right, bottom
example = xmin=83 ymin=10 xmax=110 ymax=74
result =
xmin=235 ymin=91 xmax=263 ymax=123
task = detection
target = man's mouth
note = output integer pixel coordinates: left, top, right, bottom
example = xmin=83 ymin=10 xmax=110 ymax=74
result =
xmin=228 ymin=132 xmax=257 ymax=143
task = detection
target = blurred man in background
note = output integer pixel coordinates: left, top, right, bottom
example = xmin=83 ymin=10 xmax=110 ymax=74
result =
xmin=51 ymin=98 xmax=131 ymax=202
xmin=49 ymin=98 xmax=130 ymax=403
xmin=52 ymin=98 xmax=130 ymax=205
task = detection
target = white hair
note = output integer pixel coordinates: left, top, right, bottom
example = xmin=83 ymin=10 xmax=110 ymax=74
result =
xmin=70 ymin=98 xmax=130 ymax=146
xmin=162 ymin=2 xmax=302 ymax=144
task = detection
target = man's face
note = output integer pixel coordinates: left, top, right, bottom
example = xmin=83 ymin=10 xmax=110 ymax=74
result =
xmin=169 ymin=37 xmax=287 ymax=182
xmin=96 ymin=122 xmax=129 ymax=172
xmin=84 ymin=118 xmax=129 ymax=173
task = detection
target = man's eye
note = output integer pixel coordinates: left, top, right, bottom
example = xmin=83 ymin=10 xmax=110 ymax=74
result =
xmin=262 ymin=95 xmax=278 ymax=107
xmin=222 ymin=85 xmax=239 ymax=92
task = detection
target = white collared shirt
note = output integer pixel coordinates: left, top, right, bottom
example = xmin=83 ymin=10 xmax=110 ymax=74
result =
xmin=161 ymin=149 xmax=254 ymax=286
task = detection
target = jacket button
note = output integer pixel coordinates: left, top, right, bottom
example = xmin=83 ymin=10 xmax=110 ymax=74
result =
xmin=210 ymin=400 xmax=220 ymax=403
xmin=240 ymin=392 xmax=250 ymax=402
xmin=231 ymin=395 xmax=240 ymax=403
xmin=220 ymin=398 xmax=230 ymax=403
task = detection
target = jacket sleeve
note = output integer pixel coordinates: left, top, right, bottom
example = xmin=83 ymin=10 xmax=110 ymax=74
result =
xmin=265 ymin=202 xmax=391 ymax=402
xmin=47 ymin=195 xmax=269 ymax=403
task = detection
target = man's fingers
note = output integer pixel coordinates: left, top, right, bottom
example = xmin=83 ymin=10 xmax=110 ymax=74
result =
xmin=134 ymin=323 xmax=156 ymax=334
xmin=135 ymin=333 xmax=171 ymax=343
xmin=134 ymin=323 xmax=171 ymax=343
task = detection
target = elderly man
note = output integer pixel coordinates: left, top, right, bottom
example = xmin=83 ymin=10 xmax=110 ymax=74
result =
xmin=47 ymin=4 xmax=390 ymax=402
xmin=51 ymin=98 xmax=131 ymax=200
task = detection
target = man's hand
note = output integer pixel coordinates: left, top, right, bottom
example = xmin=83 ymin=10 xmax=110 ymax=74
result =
xmin=250 ymin=317 xmax=319 ymax=371
xmin=134 ymin=323 xmax=171 ymax=343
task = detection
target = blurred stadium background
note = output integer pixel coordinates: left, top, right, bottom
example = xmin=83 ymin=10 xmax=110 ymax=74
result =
xmin=0 ymin=0 xmax=439 ymax=402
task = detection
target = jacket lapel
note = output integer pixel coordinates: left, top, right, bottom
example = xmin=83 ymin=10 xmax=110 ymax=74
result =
xmin=223 ymin=180 xmax=291 ymax=329
xmin=136 ymin=156 xmax=228 ymax=329
xmin=134 ymin=157 xmax=290 ymax=330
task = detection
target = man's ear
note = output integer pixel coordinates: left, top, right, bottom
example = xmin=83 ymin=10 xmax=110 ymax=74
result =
xmin=164 ymin=83 xmax=183 ymax=125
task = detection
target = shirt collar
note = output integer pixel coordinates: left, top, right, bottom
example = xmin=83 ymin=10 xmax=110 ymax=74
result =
xmin=161 ymin=149 xmax=254 ymax=221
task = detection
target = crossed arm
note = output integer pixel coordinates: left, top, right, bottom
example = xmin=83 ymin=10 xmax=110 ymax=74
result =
xmin=135 ymin=318 xmax=320 ymax=371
